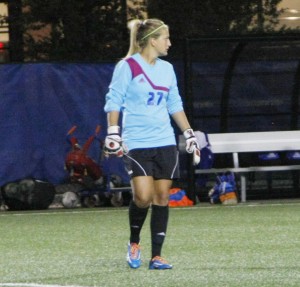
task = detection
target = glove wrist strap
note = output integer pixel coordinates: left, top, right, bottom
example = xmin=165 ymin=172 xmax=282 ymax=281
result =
xmin=107 ymin=125 xmax=120 ymax=135
xmin=183 ymin=128 xmax=195 ymax=139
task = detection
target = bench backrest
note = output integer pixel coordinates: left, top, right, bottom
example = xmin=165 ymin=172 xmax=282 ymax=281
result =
xmin=179 ymin=130 xmax=300 ymax=154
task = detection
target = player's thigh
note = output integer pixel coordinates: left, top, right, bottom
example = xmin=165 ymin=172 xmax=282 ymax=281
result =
xmin=153 ymin=179 xmax=172 ymax=206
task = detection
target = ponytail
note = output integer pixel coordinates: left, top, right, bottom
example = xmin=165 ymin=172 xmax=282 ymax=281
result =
xmin=125 ymin=19 xmax=142 ymax=58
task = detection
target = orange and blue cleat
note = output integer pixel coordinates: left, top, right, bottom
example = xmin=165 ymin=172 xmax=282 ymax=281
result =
xmin=149 ymin=256 xmax=173 ymax=270
xmin=127 ymin=242 xmax=141 ymax=269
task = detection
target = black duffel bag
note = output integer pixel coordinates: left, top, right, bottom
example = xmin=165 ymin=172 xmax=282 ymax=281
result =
xmin=1 ymin=179 xmax=55 ymax=210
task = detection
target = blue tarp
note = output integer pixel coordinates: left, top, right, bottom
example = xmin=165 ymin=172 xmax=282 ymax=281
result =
xmin=191 ymin=60 xmax=298 ymax=132
xmin=0 ymin=62 xmax=124 ymax=186
xmin=0 ymin=60 xmax=298 ymax=187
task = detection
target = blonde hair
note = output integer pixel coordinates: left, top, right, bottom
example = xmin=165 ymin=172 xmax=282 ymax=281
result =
xmin=125 ymin=19 xmax=168 ymax=58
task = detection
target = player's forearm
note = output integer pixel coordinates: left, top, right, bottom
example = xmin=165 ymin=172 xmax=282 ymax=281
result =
xmin=171 ymin=110 xmax=192 ymax=132
xmin=107 ymin=111 xmax=120 ymax=127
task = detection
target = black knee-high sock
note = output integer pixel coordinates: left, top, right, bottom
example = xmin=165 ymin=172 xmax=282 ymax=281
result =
xmin=151 ymin=204 xmax=169 ymax=258
xmin=129 ymin=200 xmax=149 ymax=244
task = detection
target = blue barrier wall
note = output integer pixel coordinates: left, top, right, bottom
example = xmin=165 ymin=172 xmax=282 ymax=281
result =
xmin=0 ymin=63 xmax=116 ymax=186
xmin=191 ymin=60 xmax=299 ymax=133
xmin=0 ymin=60 xmax=298 ymax=187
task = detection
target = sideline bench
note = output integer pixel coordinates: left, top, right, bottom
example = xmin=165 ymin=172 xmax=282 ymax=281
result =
xmin=179 ymin=130 xmax=300 ymax=202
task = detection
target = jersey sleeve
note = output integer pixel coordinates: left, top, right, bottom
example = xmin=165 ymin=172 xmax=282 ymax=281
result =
xmin=166 ymin=66 xmax=184 ymax=115
xmin=104 ymin=60 xmax=132 ymax=113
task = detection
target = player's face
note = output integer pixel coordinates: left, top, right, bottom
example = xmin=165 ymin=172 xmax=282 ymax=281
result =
xmin=153 ymin=29 xmax=171 ymax=57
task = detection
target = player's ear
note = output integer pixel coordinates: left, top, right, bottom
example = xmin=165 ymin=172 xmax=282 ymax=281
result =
xmin=150 ymin=37 xmax=156 ymax=47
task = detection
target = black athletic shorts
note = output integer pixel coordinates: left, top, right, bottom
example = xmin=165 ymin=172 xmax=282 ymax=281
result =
xmin=123 ymin=145 xmax=180 ymax=180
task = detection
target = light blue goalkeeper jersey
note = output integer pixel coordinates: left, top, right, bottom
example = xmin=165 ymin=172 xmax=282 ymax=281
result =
xmin=104 ymin=53 xmax=184 ymax=150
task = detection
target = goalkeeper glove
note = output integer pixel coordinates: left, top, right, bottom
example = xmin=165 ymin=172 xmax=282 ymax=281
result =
xmin=104 ymin=126 xmax=124 ymax=157
xmin=184 ymin=128 xmax=201 ymax=165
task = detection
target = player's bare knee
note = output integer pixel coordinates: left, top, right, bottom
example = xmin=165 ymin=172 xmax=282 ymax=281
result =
xmin=133 ymin=195 xmax=152 ymax=208
xmin=152 ymin=195 xmax=169 ymax=206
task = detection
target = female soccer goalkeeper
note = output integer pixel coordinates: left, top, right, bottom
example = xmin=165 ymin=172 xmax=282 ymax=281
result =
xmin=104 ymin=18 xmax=200 ymax=270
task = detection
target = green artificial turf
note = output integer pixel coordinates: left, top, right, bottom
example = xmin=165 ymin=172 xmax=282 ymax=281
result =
xmin=0 ymin=201 xmax=300 ymax=287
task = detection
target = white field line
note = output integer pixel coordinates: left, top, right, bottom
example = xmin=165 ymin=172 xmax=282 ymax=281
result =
xmin=0 ymin=201 xmax=300 ymax=217
xmin=0 ymin=208 xmax=128 ymax=217
xmin=0 ymin=284 xmax=91 ymax=287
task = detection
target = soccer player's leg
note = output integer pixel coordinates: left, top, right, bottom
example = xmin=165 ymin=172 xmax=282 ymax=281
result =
xmin=149 ymin=180 xmax=173 ymax=270
xmin=148 ymin=146 xmax=178 ymax=270
xmin=127 ymin=200 xmax=149 ymax=268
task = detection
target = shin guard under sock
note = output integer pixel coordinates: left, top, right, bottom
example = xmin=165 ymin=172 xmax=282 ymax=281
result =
xmin=151 ymin=204 xmax=169 ymax=258
xmin=129 ymin=200 xmax=149 ymax=243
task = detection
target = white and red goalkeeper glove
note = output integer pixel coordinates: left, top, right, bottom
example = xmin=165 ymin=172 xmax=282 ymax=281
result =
xmin=104 ymin=126 xmax=124 ymax=157
xmin=184 ymin=128 xmax=201 ymax=165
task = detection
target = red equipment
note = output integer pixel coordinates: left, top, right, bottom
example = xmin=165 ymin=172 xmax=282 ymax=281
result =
xmin=62 ymin=125 xmax=130 ymax=208
xmin=65 ymin=125 xmax=102 ymax=183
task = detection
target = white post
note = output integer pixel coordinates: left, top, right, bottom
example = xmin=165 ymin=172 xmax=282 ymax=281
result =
xmin=233 ymin=152 xmax=246 ymax=202
xmin=241 ymin=175 xmax=246 ymax=203
xmin=233 ymin=152 xmax=239 ymax=168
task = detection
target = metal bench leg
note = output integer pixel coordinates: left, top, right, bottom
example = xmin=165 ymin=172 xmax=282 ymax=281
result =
xmin=233 ymin=152 xmax=247 ymax=202
xmin=241 ymin=175 xmax=246 ymax=202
